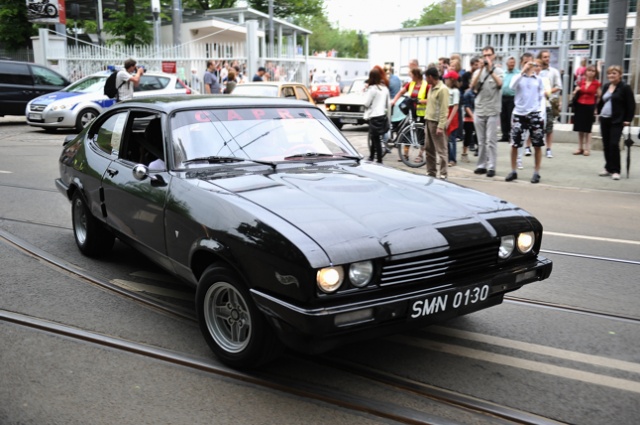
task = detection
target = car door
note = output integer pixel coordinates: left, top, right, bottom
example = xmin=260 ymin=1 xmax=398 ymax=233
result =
xmin=101 ymin=110 xmax=171 ymax=266
xmin=30 ymin=64 xmax=70 ymax=97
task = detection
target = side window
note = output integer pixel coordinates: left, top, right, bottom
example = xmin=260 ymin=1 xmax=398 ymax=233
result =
xmin=281 ymin=86 xmax=296 ymax=98
xmin=137 ymin=76 xmax=170 ymax=91
xmin=0 ymin=62 xmax=33 ymax=85
xmin=31 ymin=65 xmax=67 ymax=86
xmin=93 ymin=112 xmax=129 ymax=155
xmin=295 ymin=86 xmax=310 ymax=101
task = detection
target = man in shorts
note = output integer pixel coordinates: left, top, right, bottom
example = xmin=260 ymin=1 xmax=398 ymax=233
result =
xmin=505 ymin=55 xmax=546 ymax=184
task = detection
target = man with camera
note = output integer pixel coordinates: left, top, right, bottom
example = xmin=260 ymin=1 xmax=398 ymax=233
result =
xmin=116 ymin=58 xmax=144 ymax=102
xmin=470 ymin=46 xmax=504 ymax=177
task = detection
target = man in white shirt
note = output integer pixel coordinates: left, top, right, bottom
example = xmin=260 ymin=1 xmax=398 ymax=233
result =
xmin=505 ymin=55 xmax=546 ymax=184
xmin=116 ymin=58 xmax=144 ymax=102
xmin=537 ymin=50 xmax=562 ymax=158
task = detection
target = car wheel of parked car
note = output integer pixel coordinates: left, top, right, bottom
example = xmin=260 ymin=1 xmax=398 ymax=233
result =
xmin=196 ymin=264 xmax=282 ymax=367
xmin=76 ymin=108 xmax=99 ymax=132
xmin=71 ymin=192 xmax=115 ymax=257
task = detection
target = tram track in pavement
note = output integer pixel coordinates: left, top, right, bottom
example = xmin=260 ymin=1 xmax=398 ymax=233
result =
xmin=1 ymin=226 xmax=636 ymax=424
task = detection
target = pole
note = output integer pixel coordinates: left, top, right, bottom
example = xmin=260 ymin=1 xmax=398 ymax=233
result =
xmin=536 ymin=0 xmax=543 ymax=45
xmin=173 ymin=0 xmax=182 ymax=47
xmin=604 ymin=0 xmax=629 ymax=71
xmin=96 ymin=0 xmax=104 ymax=46
xmin=268 ymin=0 xmax=274 ymax=58
xmin=454 ymin=0 xmax=462 ymax=54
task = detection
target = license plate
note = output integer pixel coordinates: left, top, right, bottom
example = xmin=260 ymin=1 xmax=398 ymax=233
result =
xmin=410 ymin=284 xmax=490 ymax=319
xmin=28 ymin=113 xmax=42 ymax=120
xmin=341 ymin=118 xmax=358 ymax=124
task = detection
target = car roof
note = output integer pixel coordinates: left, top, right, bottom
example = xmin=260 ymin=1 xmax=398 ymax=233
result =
xmin=89 ymin=70 xmax=179 ymax=79
xmin=236 ymin=82 xmax=306 ymax=87
xmin=113 ymin=95 xmax=321 ymax=113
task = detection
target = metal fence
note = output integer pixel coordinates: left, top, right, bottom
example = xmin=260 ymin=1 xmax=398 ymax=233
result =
xmin=55 ymin=42 xmax=307 ymax=85
xmin=0 ymin=48 xmax=34 ymax=62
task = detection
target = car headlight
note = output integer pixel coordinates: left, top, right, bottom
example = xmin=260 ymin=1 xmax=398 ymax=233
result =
xmin=348 ymin=261 xmax=373 ymax=288
xmin=498 ymin=235 xmax=515 ymax=259
xmin=317 ymin=266 xmax=344 ymax=293
xmin=517 ymin=231 xmax=535 ymax=254
xmin=326 ymin=104 xmax=336 ymax=111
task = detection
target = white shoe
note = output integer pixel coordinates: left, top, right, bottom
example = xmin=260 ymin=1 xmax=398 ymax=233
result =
xmin=546 ymin=149 xmax=553 ymax=158
xmin=612 ymin=173 xmax=621 ymax=180
xmin=524 ymin=147 xmax=532 ymax=156
xmin=599 ymin=170 xmax=611 ymax=177
xmin=517 ymin=158 xmax=523 ymax=169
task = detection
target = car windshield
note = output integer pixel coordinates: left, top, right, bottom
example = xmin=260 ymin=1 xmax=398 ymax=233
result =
xmin=312 ymin=75 xmax=334 ymax=84
xmin=170 ymin=107 xmax=358 ymax=168
xmin=349 ymin=79 xmax=367 ymax=94
xmin=231 ymin=85 xmax=279 ymax=97
xmin=63 ymin=76 xmax=107 ymax=93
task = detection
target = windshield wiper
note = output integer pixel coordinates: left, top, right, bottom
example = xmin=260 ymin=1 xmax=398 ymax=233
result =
xmin=182 ymin=156 xmax=277 ymax=170
xmin=284 ymin=152 xmax=361 ymax=163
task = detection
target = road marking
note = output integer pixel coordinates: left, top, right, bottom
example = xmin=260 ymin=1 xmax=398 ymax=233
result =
xmin=389 ymin=335 xmax=640 ymax=394
xmin=544 ymin=231 xmax=640 ymax=246
xmin=429 ymin=326 xmax=640 ymax=374
xmin=0 ymin=170 xmax=12 ymax=174
xmin=110 ymin=279 xmax=193 ymax=301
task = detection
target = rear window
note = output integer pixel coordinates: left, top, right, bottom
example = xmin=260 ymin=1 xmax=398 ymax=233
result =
xmin=137 ymin=76 xmax=170 ymax=91
xmin=0 ymin=62 xmax=33 ymax=85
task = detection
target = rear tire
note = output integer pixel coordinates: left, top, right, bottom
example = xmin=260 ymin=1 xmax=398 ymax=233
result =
xmin=397 ymin=125 xmax=426 ymax=168
xmin=196 ymin=264 xmax=282 ymax=368
xmin=71 ymin=192 xmax=115 ymax=257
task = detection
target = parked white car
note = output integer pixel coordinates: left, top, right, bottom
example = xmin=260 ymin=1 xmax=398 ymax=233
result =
xmin=26 ymin=70 xmax=196 ymax=132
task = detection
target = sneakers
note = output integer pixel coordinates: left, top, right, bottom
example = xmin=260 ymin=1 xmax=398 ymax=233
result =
xmin=524 ymin=147 xmax=532 ymax=156
xmin=505 ymin=171 xmax=518 ymax=181
xmin=531 ymin=173 xmax=541 ymax=184
xmin=546 ymin=149 xmax=553 ymax=158
xmin=612 ymin=173 xmax=621 ymax=180
xmin=486 ymin=170 xmax=496 ymax=178
xmin=474 ymin=168 xmax=487 ymax=174
xmin=599 ymin=170 xmax=612 ymax=177
xmin=517 ymin=158 xmax=523 ymax=169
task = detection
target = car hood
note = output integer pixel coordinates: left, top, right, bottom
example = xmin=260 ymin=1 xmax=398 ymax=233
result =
xmin=206 ymin=163 xmax=523 ymax=264
xmin=28 ymin=90 xmax=114 ymax=108
xmin=324 ymin=93 xmax=365 ymax=105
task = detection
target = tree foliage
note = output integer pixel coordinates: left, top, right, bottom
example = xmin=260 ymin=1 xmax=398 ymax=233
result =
xmin=0 ymin=0 xmax=37 ymax=50
xmin=103 ymin=0 xmax=153 ymax=46
xmin=293 ymin=14 xmax=367 ymax=59
xmin=248 ymin=0 xmax=324 ymax=17
xmin=402 ymin=0 xmax=486 ymax=28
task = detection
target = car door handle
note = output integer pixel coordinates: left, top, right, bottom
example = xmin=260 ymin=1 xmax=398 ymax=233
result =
xmin=106 ymin=168 xmax=118 ymax=177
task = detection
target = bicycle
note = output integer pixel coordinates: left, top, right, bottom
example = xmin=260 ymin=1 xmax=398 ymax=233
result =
xmin=386 ymin=97 xmax=426 ymax=168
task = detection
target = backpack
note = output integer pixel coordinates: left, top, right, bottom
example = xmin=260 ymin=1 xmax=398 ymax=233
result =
xmin=104 ymin=70 xmax=124 ymax=99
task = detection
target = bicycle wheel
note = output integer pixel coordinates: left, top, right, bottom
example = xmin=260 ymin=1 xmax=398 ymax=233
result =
xmin=396 ymin=124 xmax=426 ymax=168
xmin=367 ymin=132 xmax=387 ymax=160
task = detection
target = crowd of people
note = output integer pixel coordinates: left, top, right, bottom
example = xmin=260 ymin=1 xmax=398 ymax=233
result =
xmin=362 ymin=47 xmax=635 ymax=183
xmin=190 ymin=60 xmax=295 ymax=95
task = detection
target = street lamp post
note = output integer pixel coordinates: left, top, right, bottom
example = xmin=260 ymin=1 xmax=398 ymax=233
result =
xmin=152 ymin=0 xmax=161 ymax=57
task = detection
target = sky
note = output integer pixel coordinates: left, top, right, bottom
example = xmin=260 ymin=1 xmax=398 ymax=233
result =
xmin=323 ymin=0 xmax=435 ymax=33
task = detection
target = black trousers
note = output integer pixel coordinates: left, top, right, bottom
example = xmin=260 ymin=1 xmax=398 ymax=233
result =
xmin=600 ymin=118 xmax=623 ymax=174
xmin=500 ymin=96 xmax=515 ymax=140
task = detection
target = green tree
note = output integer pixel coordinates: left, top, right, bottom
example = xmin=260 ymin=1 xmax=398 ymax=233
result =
xmin=183 ymin=0 xmax=237 ymax=10
xmin=403 ymin=0 xmax=486 ymax=28
xmin=103 ymin=0 xmax=153 ymax=46
xmin=294 ymin=14 xmax=367 ymax=59
xmin=0 ymin=0 xmax=37 ymax=50
xmin=248 ymin=0 xmax=324 ymax=18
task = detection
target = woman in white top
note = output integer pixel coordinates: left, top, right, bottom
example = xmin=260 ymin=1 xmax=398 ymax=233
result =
xmin=363 ymin=67 xmax=390 ymax=163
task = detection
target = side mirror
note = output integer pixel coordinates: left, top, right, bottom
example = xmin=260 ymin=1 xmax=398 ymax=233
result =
xmin=132 ymin=164 xmax=149 ymax=181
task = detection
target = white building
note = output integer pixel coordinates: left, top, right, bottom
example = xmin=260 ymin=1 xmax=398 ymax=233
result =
xmin=369 ymin=0 xmax=637 ymax=80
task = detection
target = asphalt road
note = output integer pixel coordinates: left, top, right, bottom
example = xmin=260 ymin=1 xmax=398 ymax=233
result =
xmin=1 ymin=117 xmax=639 ymax=424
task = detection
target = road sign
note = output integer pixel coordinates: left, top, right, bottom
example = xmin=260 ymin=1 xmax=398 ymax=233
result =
xmin=568 ymin=42 xmax=591 ymax=57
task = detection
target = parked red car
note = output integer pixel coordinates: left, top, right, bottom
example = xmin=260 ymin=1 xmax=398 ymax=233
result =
xmin=310 ymin=74 xmax=340 ymax=103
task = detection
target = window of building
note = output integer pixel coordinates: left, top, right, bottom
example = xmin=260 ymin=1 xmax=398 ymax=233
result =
xmin=510 ymin=4 xmax=538 ymax=18
xmin=546 ymin=0 xmax=578 ymax=16
xmin=589 ymin=0 xmax=637 ymax=14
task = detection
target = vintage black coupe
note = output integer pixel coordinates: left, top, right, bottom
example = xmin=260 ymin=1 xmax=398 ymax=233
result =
xmin=56 ymin=96 xmax=552 ymax=367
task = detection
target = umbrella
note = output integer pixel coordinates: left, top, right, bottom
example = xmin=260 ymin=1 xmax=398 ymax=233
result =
xmin=624 ymin=127 xmax=634 ymax=179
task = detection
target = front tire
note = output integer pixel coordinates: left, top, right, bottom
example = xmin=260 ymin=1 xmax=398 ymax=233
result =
xmin=71 ymin=192 xmax=115 ymax=257
xmin=397 ymin=124 xmax=426 ymax=168
xmin=75 ymin=108 xmax=98 ymax=132
xmin=196 ymin=265 xmax=282 ymax=368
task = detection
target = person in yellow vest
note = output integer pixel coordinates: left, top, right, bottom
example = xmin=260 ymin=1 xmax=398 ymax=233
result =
xmin=391 ymin=68 xmax=428 ymax=161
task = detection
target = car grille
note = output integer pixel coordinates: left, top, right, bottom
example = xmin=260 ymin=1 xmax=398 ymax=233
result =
xmin=380 ymin=243 xmax=497 ymax=286
xmin=332 ymin=105 xmax=363 ymax=113
xmin=30 ymin=105 xmax=46 ymax=112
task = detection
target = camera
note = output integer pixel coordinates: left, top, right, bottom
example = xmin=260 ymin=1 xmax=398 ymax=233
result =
xmin=137 ymin=66 xmax=146 ymax=74
xmin=483 ymin=59 xmax=489 ymax=66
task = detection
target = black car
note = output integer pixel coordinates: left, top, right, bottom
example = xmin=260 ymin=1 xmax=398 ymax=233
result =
xmin=56 ymin=96 xmax=552 ymax=367
xmin=0 ymin=59 xmax=70 ymax=117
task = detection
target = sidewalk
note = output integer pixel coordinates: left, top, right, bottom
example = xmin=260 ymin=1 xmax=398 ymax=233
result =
xmin=348 ymin=127 xmax=640 ymax=194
